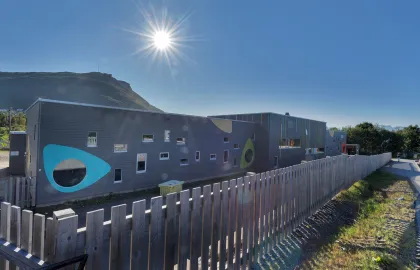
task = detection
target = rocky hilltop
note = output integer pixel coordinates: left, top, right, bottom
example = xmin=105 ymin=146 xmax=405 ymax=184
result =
xmin=0 ymin=72 xmax=161 ymax=111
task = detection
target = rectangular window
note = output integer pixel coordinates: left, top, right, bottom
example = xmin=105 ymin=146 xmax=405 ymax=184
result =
xmin=195 ymin=151 xmax=200 ymax=162
xmin=114 ymin=144 xmax=128 ymax=153
xmin=280 ymin=138 xmax=288 ymax=148
xmin=142 ymin=134 xmax=154 ymax=142
xmin=180 ymin=158 xmax=189 ymax=166
xmin=317 ymin=148 xmax=325 ymax=153
xmin=210 ymin=154 xmax=217 ymax=160
xmin=289 ymin=139 xmax=301 ymax=147
xmin=274 ymin=156 xmax=278 ymax=167
xmin=136 ymin=153 xmax=147 ymax=173
xmin=87 ymin=132 xmax=97 ymax=147
xmin=176 ymin=137 xmax=186 ymax=145
xmin=160 ymin=152 xmax=170 ymax=160
xmin=164 ymin=130 xmax=170 ymax=142
xmin=233 ymin=157 xmax=237 ymax=167
xmin=114 ymin=169 xmax=122 ymax=183
xmin=224 ymin=137 xmax=229 ymax=143
xmin=223 ymin=150 xmax=229 ymax=163
xmin=233 ymin=143 xmax=239 ymax=149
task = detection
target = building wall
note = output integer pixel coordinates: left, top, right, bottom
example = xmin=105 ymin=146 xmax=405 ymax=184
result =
xmin=211 ymin=113 xmax=327 ymax=170
xmin=25 ymin=102 xmax=40 ymax=178
xmin=33 ymin=101 xmax=259 ymax=205
xmin=325 ymin=130 xmax=347 ymax=156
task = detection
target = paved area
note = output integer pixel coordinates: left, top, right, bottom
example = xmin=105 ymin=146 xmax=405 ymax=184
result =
xmin=381 ymin=159 xmax=420 ymax=193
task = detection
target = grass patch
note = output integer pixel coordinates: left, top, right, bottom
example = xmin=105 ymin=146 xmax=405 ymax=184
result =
xmin=309 ymin=171 xmax=417 ymax=269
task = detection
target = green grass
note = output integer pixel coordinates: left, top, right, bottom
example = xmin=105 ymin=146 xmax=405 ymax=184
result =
xmin=310 ymin=171 xmax=417 ymax=269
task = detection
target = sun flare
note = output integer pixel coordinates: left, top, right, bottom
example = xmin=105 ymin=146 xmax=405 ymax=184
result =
xmin=153 ymin=30 xmax=172 ymax=51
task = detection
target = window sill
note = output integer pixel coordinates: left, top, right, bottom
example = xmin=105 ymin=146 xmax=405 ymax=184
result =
xmin=180 ymin=164 xmax=189 ymax=166
xmin=160 ymin=158 xmax=170 ymax=161
xmin=142 ymin=141 xmax=154 ymax=143
xmin=136 ymin=171 xmax=146 ymax=174
xmin=87 ymin=145 xmax=97 ymax=148
xmin=114 ymin=181 xmax=122 ymax=184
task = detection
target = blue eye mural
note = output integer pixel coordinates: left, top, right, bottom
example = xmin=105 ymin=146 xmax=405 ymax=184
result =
xmin=43 ymin=144 xmax=111 ymax=193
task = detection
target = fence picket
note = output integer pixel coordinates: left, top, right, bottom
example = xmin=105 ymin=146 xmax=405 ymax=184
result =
xmin=33 ymin=213 xmax=45 ymax=260
xmin=228 ymin=179 xmax=237 ymax=268
xmin=150 ymin=197 xmax=164 ymax=270
xmin=131 ymin=200 xmax=148 ymax=270
xmin=190 ymin=187 xmax=202 ymax=270
xmin=248 ymin=175 xmax=255 ymax=265
xmin=202 ymin=185 xmax=212 ymax=270
xmin=242 ymin=176 xmax=249 ymax=270
xmin=85 ymin=209 xmax=104 ymax=270
xmin=211 ymin=183 xmax=221 ymax=270
xmin=21 ymin=210 xmax=33 ymax=255
xmin=253 ymin=173 xmax=261 ymax=261
xmin=219 ymin=181 xmax=229 ymax=269
xmin=165 ymin=193 xmax=177 ymax=270
xmin=109 ymin=204 xmax=128 ymax=270
xmin=177 ymin=190 xmax=190 ymax=270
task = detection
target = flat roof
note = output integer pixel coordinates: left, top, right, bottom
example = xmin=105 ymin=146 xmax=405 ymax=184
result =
xmin=26 ymin=98 xmax=325 ymax=124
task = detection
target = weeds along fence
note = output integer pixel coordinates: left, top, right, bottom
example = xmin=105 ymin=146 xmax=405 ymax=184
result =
xmin=0 ymin=153 xmax=391 ymax=270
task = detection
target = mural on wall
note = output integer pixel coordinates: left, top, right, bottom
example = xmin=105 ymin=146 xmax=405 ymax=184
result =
xmin=210 ymin=118 xmax=233 ymax=133
xmin=240 ymin=138 xmax=255 ymax=169
xmin=43 ymin=144 xmax=111 ymax=193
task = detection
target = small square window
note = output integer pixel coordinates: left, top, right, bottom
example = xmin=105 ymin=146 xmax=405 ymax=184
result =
xmin=114 ymin=144 xmax=128 ymax=153
xmin=87 ymin=132 xmax=97 ymax=147
xmin=160 ymin=152 xmax=170 ymax=160
xmin=210 ymin=154 xmax=217 ymax=161
xmin=142 ymin=134 xmax=154 ymax=142
xmin=176 ymin=137 xmax=186 ymax=145
xmin=224 ymin=137 xmax=229 ymax=143
xmin=195 ymin=151 xmax=200 ymax=162
xmin=223 ymin=150 xmax=229 ymax=163
xmin=114 ymin=169 xmax=122 ymax=183
xmin=164 ymin=130 xmax=170 ymax=142
xmin=180 ymin=158 xmax=189 ymax=166
xmin=233 ymin=143 xmax=239 ymax=149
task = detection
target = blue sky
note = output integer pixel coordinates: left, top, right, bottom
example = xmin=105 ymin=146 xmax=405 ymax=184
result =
xmin=1 ymin=1 xmax=419 ymax=128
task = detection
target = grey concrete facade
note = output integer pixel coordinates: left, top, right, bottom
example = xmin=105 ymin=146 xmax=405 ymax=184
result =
xmin=325 ymin=130 xmax=347 ymax=157
xmin=26 ymin=99 xmax=260 ymax=206
xmin=210 ymin=113 xmax=327 ymax=169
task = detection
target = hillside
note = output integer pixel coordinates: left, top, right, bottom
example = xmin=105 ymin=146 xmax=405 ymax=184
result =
xmin=0 ymin=72 xmax=161 ymax=111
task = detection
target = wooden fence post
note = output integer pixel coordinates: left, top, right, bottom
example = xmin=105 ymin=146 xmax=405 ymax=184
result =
xmin=109 ymin=204 xmax=128 ymax=270
xmin=85 ymin=209 xmax=104 ymax=270
xmin=0 ymin=202 xmax=11 ymax=270
xmin=21 ymin=210 xmax=33 ymax=254
xmin=33 ymin=213 xmax=45 ymax=261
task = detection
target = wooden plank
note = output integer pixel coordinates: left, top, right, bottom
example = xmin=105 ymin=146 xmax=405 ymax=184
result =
xmin=259 ymin=172 xmax=265 ymax=257
xmin=8 ymin=176 xmax=14 ymax=205
xmin=150 ymin=197 xmax=164 ymax=270
xmin=235 ymin=177 xmax=243 ymax=269
xmin=272 ymin=170 xmax=278 ymax=246
xmin=109 ymin=204 xmax=128 ymax=270
xmin=30 ymin=178 xmax=36 ymax=207
xmin=253 ymin=173 xmax=261 ymax=261
xmin=131 ymin=200 xmax=148 ymax=270
xmin=0 ymin=202 xmax=11 ymax=270
xmin=85 ymin=209 xmax=104 ymax=270
xmin=211 ymin=183 xmax=221 ymax=270
xmin=165 ymin=194 xmax=177 ymax=270
xmin=241 ymin=176 xmax=249 ymax=270
xmin=202 ymin=185 xmax=212 ymax=270
xmin=33 ymin=213 xmax=45 ymax=261
xmin=53 ymin=215 xmax=78 ymax=270
xmin=279 ymin=169 xmax=285 ymax=241
xmin=291 ymin=166 xmax=296 ymax=231
xmin=219 ymin=181 xmax=229 ymax=270
xmin=247 ymin=175 xmax=255 ymax=266
xmin=10 ymin=206 xmax=21 ymax=270
xmin=227 ymin=179 xmax=237 ymax=268
xmin=21 ymin=210 xmax=33 ymax=254
xmin=44 ymin=217 xmax=53 ymax=262
xmin=15 ymin=177 xmax=20 ymax=208
xmin=190 ymin=187 xmax=202 ymax=270
xmin=20 ymin=177 xmax=25 ymax=208
xmin=263 ymin=172 xmax=270 ymax=253
xmin=177 ymin=190 xmax=190 ymax=270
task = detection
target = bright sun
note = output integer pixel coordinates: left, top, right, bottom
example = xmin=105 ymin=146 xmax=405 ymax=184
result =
xmin=153 ymin=31 xmax=171 ymax=51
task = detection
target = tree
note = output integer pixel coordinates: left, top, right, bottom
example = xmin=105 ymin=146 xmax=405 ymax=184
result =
xmin=400 ymin=125 xmax=420 ymax=156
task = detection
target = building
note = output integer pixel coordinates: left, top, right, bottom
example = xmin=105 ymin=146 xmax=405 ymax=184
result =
xmin=24 ymin=99 xmax=331 ymax=206
xmin=209 ymin=112 xmax=327 ymax=169
xmin=325 ymin=130 xmax=347 ymax=156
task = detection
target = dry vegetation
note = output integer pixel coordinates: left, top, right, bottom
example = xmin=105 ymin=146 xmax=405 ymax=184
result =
xmin=305 ymin=172 xmax=417 ymax=269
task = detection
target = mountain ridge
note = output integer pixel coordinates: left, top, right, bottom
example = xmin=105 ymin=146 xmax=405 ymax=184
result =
xmin=0 ymin=71 xmax=161 ymax=112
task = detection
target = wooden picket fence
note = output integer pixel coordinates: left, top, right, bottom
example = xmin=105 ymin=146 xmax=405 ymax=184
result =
xmin=7 ymin=176 xmax=36 ymax=208
xmin=0 ymin=153 xmax=391 ymax=270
